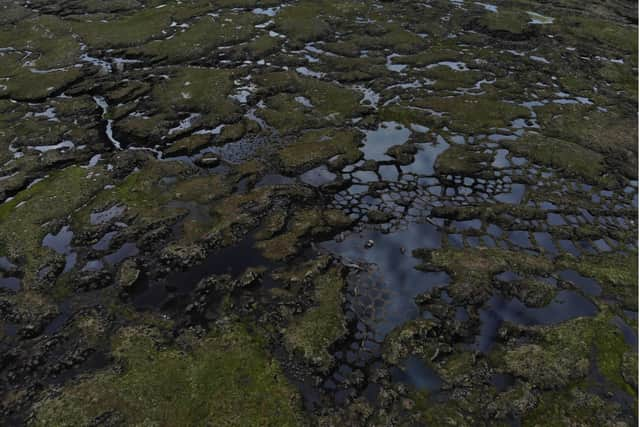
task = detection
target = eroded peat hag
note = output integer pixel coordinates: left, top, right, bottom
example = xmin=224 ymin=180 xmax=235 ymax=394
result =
xmin=0 ymin=0 xmax=637 ymax=425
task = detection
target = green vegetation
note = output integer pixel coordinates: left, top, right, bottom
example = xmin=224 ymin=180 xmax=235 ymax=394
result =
xmin=0 ymin=0 xmax=637 ymax=425
xmin=1 ymin=68 xmax=84 ymax=101
xmin=435 ymin=144 xmax=492 ymax=175
xmin=256 ymin=72 xmax=364 ymax=134
xmin=278 ymin=128 xmax=362 ymax=172
xmin=274 ymin=1 xmax=330 ymax=46
xmin=414 ymin=247 xmax=553 ymax=303
xmin=564 ymin=252 xmax=638 ymax=309
xmin=256 ymin=208 xmax=352 ymax=260
xmin=152 ymin=66 xmax=239 ymax=125
xmin=495 ymin=308 xmax=636 ymax=395
xmin=561 ymin=15 xmax=638 ymax=54
xmin=414 ymin=96 xmax=529 ymax=133
xmin=31 ymin=323 xmax=304 ymax=426
xmin=0 ymin=166 xmax=110 ymax=284
xmin=130 ymin=13 xmax=261 ymax=63
xmin=504 ymin=133 xmax=605 ymax=182
xmin=523 ymin=386 xmax=629 ymax=427
xmin=424 ymin=67 xmax=484 ymax=91
xmin=70 ymin=7 xmax=174 ymax=49
xmin=285 ymin=267 xmax=347 ymax=370
xmin=534 ymin=105 xmax=637 ymax=178
xmin=0 ymin=15 xmax=80 ymax=69
xmin=478 ymin=10 xmax=533 ymax=36
xmin=394 ymin=48 xmax=463 ymax=67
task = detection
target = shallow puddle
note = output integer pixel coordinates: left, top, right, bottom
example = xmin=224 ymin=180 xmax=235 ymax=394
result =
xmin=391 ymin=356 xmax=442 ymax=392
xmin=476 ymin=291 xmax=598 ymax=352
xmin=400 ymin=136 xmax=450 ymax=176
xmin=360 ymin=121 xmax=411 ymax=161
xmin=323 ymin=222 xmax=450 ymax=335
xmin=299 ymin=165 xmax=337 ymax=187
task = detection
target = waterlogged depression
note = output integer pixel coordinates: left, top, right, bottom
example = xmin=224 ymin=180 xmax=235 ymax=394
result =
xmin=0 ymin=0 xmax=637 ymax=425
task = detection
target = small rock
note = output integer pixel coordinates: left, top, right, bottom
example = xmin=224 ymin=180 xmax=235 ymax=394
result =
xmin=160 ymin=243 xmax=206 ymax=268
xmin=117 ymin=260 xmax=140 ymax=289
xmin=77 ymin=270 xmax=113 ymax=291
xmin=19 ymin=324 xmax=41 ymax=339
xmin=364 ymin=240 xmax=374 ymax=249
xmin=401 ymin=398 xmax=415 ymax=410
xmin=195 ymin=153 xmax=220 ymax=168
xmin=236 ymin=268 xmax=262 ymax=288
xmin=367 ymin=209 xmax=393 ymax=224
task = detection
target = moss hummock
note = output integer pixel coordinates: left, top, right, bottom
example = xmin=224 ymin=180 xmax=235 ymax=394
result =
xmin=285 ymin=267 xmax=347 ymax=371
xmin=31 ymin=323 xmax=304 ymax=426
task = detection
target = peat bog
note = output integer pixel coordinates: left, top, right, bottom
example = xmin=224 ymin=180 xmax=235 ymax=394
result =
xmin=0 ymin=0 xmax=637 ymax=425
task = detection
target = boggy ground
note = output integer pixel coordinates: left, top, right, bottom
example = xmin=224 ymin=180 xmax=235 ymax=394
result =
xmin=0 ymin=0 xmax=637 ymax=425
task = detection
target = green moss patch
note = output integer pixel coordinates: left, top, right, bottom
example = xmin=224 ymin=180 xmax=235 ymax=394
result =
xmin=414 ymin=95 xmax=529 ymax=133
xmin=31 ymin=323 xmax=304 ymax=426
xmin=0 ymin=166 xmax=110 ymax=283
xmin=504 ymin=133 xmax=605 ymax=182
xmin=256 ymin=208 xmax=352 ymax=261
xmin=561 ymin=16 xmax=638 ymax=54
xmin=278 ymin=128 xmax=362 ymax=173
xmin=1 ymin=68 xmax=84 ymax=101
xmin=424 ymin=67 xmax=485 ymax=92
xmin=152 ymin=66 xmax=238 ymax=124
xmin=534 ymin=105 xmax=637 ymax=178
xmin=0 ymin=15 xmax=80 ymax=69
xmin=274 ymin=1 xmax=330 ymax=46
xmin=563 ymin=252 xmax=638 ymax=309
xmin=256 ymin=71 xmax=363 ymax=134
xmin=129 ymin=13 xmax=261 ymax=63
xmin=477 ymin=10 xmax=534 ymax=36
xmin=285 ymin=267 xmax=347 ymax=371
xmin=113 ymin=67 xmax=239 ymax=142
xmin=414 ymin=247 xmax=552 ymax=303
xmin=523 ymin=386 xmax=629 ymax=427
xmin=70 ymin=7 xmax=174 ymax=49
xmin=435 ymin=144 xmax=492 ymax=176
xmin=497 ymin=310 xmax=635 ymax=395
